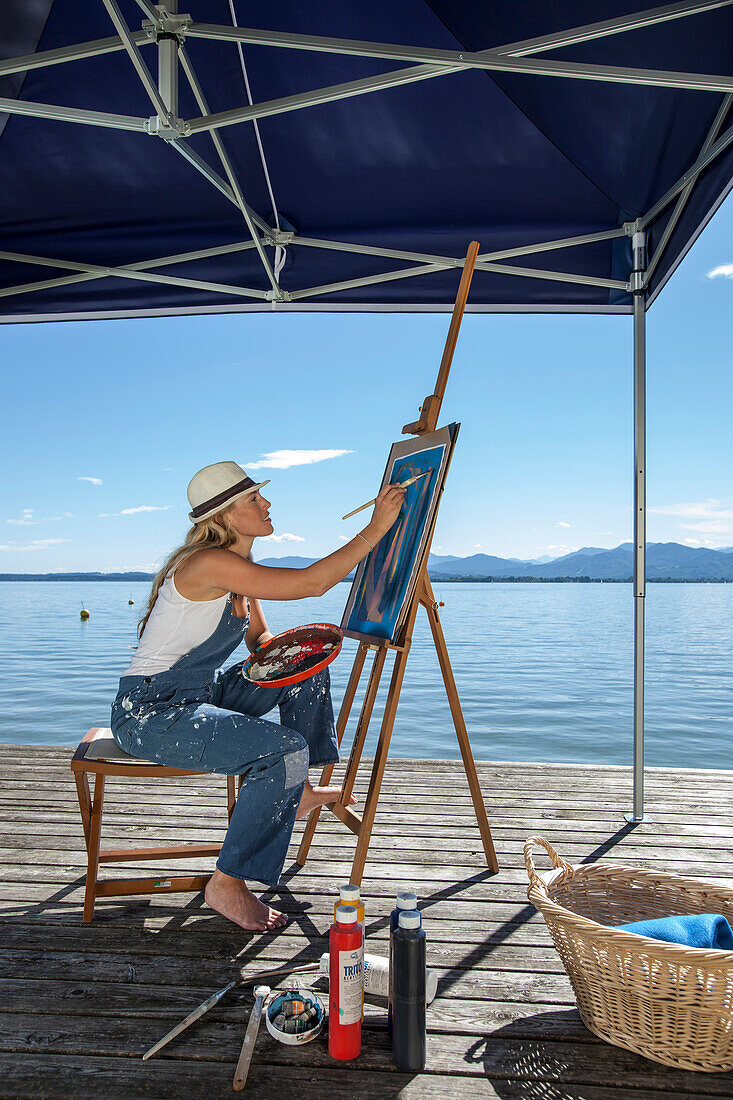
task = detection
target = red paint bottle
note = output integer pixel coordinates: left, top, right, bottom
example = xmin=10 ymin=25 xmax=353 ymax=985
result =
xmin=328 ymin=904 xmax=364 ymax=1060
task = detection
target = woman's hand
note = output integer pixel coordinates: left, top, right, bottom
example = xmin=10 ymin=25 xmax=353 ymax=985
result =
xmin=370 ymin=483 xmax=407 ymax=535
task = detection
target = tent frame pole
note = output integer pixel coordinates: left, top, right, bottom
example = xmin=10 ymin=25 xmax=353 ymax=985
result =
xmin=0 ymin=229 xmax=628 ymax=304
xmin=157 ymin=0 xmax=178 ymax=119
xmin=644 ymin=93 xmax=732 ymax=286
xmin=187 ymin=1 xmax=731 ymax=63
xmin=625 ymin=225 xmax=651 ymax=825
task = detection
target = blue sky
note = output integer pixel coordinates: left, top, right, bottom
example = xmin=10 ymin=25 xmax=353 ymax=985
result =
xmin=2 ymin=196 xmax=732 ymax=573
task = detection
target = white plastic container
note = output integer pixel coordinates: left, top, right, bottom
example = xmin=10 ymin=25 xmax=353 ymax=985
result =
xmin=319 ymin=951 xmax=438 ymax=1003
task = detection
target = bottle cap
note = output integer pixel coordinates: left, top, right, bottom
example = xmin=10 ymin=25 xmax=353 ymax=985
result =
xmin=396 ymin=891 xmax=418 ymax=909
xmin=398 ymin=909 xmax=421 ymax=930
xmin=339 ymin=884 xmax=360 ymax=903
xmin=336 ymin=904 xmax=358 ymax=924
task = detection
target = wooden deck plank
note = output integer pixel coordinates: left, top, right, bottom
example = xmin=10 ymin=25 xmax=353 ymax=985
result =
xmin=0 ymin=923 xmax=563 ymax=966
xmin=0 ymin=862 xmax=731 ymax=893
xmin=3 ymin=1012 xmax=733 ymax=1095
xmin=4 ymin=814 xmax=733 ymax=842
xmin=5 ymin=791 xmax=730 ymax=822
xmin=4 ymin=833 xmax=733 ymax=865
xmin=4 ymin=747 xmax=732 ymax=783
xmin=8 ymin=773 xmax=715 ymax=799
xmin=1 ymin=746 xmax=732 ymax=1098
xmin=0 ymin=1053 xmax=708 ymax=1100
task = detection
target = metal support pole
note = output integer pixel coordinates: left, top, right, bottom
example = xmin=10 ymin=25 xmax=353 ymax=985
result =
xmin=625 ymin=225 xmax=651 ymax=824
xmin=157 ymin=1 xmax=179 ymax=118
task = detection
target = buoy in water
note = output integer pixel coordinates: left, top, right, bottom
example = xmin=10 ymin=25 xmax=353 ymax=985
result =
xmin=80 ymin=608 xmax=90 ymax=621
xmin=128 ymin=598 xmax=134 ymax=605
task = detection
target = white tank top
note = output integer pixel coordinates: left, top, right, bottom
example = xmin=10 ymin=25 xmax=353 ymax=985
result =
xmin=123 ymin=573 xmax=230 ymax=677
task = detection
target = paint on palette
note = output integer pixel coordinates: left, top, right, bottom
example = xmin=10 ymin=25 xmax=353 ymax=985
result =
xmin=242 ymin=623 xmax=343 ymax=687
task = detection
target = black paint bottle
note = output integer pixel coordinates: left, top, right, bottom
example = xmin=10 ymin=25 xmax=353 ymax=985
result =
xmin=388 ymin=890 xmax=418 ymax=1038
xmin=392 ymin=909 xmax=427 ymax=1071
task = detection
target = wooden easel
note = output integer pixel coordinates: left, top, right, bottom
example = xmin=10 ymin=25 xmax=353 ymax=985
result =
xmin=297 ymin=241 xmax=498 ymax=883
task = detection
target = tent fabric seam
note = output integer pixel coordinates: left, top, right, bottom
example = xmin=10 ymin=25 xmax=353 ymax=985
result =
xmin=421 ymin=0 xmax=635 ymax=220
xmin=0 ymin=0 xmax=54 ymax=144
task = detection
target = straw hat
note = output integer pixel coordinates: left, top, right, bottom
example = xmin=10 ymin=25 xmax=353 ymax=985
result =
xmin=187 ymin=461 xmax=270 ymax=523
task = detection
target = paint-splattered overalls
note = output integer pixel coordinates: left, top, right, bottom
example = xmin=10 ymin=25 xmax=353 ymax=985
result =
xmin=110 ymin=600 xmax=338 ymax=887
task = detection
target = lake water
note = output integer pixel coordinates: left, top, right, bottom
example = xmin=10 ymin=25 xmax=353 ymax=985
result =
xmin=1 ymin=581 xmax=731 ymax=768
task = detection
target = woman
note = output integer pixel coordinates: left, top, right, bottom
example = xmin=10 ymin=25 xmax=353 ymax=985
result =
xmin=111 ymin=461 xmax=405 ymax=933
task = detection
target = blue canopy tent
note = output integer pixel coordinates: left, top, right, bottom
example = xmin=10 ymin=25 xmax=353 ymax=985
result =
xmin=2 ymin=0 xmax=732 ymax=817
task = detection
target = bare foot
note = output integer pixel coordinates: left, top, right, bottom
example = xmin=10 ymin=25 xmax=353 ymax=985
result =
xmin=296 ymin=779 xmax=358 ymax=820
xmin=204 ymin=868 xmax=288 ymax=931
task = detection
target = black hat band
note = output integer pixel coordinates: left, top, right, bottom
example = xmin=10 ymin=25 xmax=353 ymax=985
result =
xmin=191 ymin=476 xmax=257 ymax=519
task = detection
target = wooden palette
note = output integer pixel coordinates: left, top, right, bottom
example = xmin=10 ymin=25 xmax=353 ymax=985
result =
xmin=242 ymin=623 xmax=343 ymax=687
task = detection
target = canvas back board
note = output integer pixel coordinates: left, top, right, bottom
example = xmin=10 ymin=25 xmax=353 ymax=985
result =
xmin=342 ymin=423 xmax=459 ymax=644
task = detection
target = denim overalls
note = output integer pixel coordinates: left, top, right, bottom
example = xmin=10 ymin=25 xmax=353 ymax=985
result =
xmin=111 ymin=600 xmax=338 ymax=887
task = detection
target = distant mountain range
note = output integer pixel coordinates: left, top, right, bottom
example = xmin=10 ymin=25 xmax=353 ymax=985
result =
xmin=3 ymin=543 xmax=733 ymax=581
xmin=255 ymin=543 xmax=733 ymax=580
xmin=427 ymin=543 xmax=733 ymax=580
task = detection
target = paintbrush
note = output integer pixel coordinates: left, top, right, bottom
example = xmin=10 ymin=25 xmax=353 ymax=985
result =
xmin=141 ymin=961 xmax=320 ymax=1060
xmin=342 ymin=470 xmax=430 ymax=521
xmin=233 ymin=984 xmax=270 ymax=1091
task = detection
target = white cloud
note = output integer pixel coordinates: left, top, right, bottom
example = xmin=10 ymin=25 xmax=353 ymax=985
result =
xmin=78 ymin=476 xmax=103 ymax=485
xmin=556 ymin=521 xmax=571 ymax=528
xmin=261 ymin=532 xmax=305 ymax=543
xmin=339 ymin=535 xmax=349 ymax=542
xmin=683 ymin=537 xmax=720 ymax=548
xmin=474 ymin=543 xmax=482 ymax=549
xmin=7 ymin=509 xmax=75 ymax=526
xmin=245 ymin=449 xmax=353 ymax=470
xmin=99 ymin=505 xmax=173 ymax=518
xmin=649 ymin=499 xmax=733 ymax=519
xmin=707 ymin=264 xmax=733 ymax=279
xmin=681 ymin=520 xmax=733 ymax=535
xmin=0 ymin=538 xmax=72 ymax=552
xmin=650 ymin=499 xmax=733 ymax=537
xmin=7 ymin=509 xmax=37 ymax=526
xmin=121 ymin=505 xmax=172 ymax=515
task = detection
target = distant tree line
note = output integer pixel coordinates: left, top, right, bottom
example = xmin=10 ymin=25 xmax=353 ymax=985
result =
xmin=428 ymin=575 xmax=732 ymax=583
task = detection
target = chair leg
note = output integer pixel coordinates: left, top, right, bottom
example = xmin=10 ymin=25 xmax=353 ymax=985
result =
xmin=227 ymin=775 xmax=236 ymax=822
xmin=74 ymin=770 xmax=92 ymax=847
xmin=82 ymin=773 xmax=105 ymax=924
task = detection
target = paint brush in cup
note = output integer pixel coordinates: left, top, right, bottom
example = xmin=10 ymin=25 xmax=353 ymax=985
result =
xmin=342 ymin=471 xmax=430 ymax=521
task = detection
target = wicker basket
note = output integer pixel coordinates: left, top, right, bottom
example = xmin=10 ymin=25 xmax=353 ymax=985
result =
xmin=524 ymin=836 xmax=733 ymax=1072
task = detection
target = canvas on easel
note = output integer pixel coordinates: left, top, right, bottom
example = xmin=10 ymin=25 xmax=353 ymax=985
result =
xmin=296 ymin=240 xmax=498 ymax=884
xmin=342 ymin=423 xmax=459 ymax=644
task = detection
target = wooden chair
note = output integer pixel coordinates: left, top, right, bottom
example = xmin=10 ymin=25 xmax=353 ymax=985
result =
xmin=71 ymin=727 xmax=239 ymax=923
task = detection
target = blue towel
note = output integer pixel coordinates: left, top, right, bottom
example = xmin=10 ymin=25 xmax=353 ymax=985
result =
xmin=617 ymin=913 xmax=733 ymax=950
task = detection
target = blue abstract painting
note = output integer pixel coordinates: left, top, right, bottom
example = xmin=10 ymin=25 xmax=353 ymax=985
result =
xmin=342 ymin=424 xmax=458 ymax=643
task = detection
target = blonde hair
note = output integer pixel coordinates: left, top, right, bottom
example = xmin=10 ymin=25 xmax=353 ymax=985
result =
xmin=138 ymin=509 xmax=239 ymax=638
